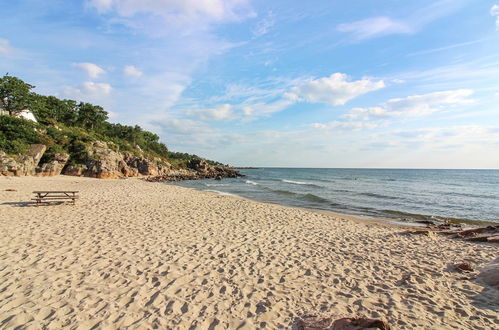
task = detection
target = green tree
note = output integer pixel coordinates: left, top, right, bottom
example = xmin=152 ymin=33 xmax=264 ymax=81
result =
xmin=0 ymin=74 xmax=35 ymax=116
xmin=76 ymin=102 xmax=108 ymax=130
xmin=31 ymin=95 xmax=79 ymax=125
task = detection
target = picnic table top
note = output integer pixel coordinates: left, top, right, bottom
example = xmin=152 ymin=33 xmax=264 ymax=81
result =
xmin=33 ymin=191 xmax=79 ymax=194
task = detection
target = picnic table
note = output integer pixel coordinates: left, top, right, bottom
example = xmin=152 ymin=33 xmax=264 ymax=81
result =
xmin=32 ymin=191 xmax=79 ymax=205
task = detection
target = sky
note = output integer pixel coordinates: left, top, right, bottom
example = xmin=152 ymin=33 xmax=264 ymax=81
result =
xmin=1 ymin=0 xmax=499 ymax=168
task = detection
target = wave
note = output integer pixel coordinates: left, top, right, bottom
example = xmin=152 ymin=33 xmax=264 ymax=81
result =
xmin=245 ymin=180 xmax=259 ymax=185
xmin=205 ymin=183 xmax=227 ymax=187
xmin=299 ymin=193 xmax=330 ymax=204
xmin=359 ymin=192 xmax=399 ymax=200
xmin=281 ymin=179 xmax=321 ymax=187
xmin=205 ymin=190 xmax=241 ymax=198
xmin=271 ymin=188 xmax=330 ymax=205
xmin=447 ymin=191 xmax=496 ymax=200
xmin=273 ymin=189 xmax=298 ymax=196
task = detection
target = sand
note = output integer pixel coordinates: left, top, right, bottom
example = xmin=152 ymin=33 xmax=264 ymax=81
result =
xmin=0 ymin=176 xmax=497 ymax=329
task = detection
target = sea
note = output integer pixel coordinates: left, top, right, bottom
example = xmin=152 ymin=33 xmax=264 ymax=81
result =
xmin=167 ymin=168 xmax=499 ymax=224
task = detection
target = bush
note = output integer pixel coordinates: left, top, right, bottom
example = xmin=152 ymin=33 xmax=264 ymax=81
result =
xmin=0 ymin=115 xmax=42 ymax=155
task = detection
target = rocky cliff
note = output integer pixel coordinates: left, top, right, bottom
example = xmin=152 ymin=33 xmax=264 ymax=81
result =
xmin=0 ymin=142 xmax=243 ymax=180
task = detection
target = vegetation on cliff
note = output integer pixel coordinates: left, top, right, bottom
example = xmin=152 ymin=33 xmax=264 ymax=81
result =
xmin=0 ymin=74 xmax=223 ymax=170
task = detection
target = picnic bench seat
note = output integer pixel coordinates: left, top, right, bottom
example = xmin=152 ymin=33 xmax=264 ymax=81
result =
xmin=32 ymin=191 xmax=79 ymax=205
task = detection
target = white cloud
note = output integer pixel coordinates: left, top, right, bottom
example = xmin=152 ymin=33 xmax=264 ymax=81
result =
xmin=253 ymin=11 xmax=275 ymax=37
xmin=89 ymin=0 xmax=113 ymax=12
xmin=146 ymin=115 xmax=245 ymax=151
xmin=0 ymin=38 xmax=15 ymax=56
xmin=241 ymin=98 xmax=295 ymax=119
xmin=88 ymin=0 xmax=255 ymax=25
xmin=311 ymin=121 xmax=378 ymax=131
xmin=187 ymin=104 xmax=235 ymax=121
xmin=152 ymin=117 xmax=213 ymax=135
xmin=376 ymin=125 xmax=499 ymax=149
xmin=134 ymin=71 xmax=190 ymax=108
xmin=337 ymin=17 xmax=412 ymax=40
xmin=345 ymin=89 xmax=474 ymax=120
xmin=123 ymin=65 xmax=143 ymax=77
xmin=62 ymin=81 xmax=112 ymax=101
xmin=407 ymin=39 xmax=484 ymax=57
xmin=74 ymin=62 xmax=106 ymax=79
xmin=289 ymin=73 xmax=385 ymax=106
xmin=337 ymin=1 xmax=470 ymax=41
xmin=491 ymin=5 xmax=499 ymax=31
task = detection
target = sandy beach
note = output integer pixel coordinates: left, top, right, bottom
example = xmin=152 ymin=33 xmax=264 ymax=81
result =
xmin=0 ymin=176 xmax=497 ymax=329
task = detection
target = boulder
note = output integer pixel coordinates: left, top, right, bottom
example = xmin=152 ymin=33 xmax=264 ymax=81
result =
xmin=83 ymin=141 xmax=128 ymax=179
xmin=0 ymin=151 xmax=19 ymax=176
xmin=476 ymin=258 xmax=499 ymax=289
xmin=36 ymin=153 xmax=70 ymax=176
xmin=188 ymin=159 xmax=210 ymax=173
xmin=63 ymin=164 xmax=87 ymax=176
xmin=0 ymin=144 xmax=46 ymax=176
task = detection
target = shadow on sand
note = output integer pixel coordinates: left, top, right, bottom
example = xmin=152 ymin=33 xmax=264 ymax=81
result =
xmin=1 ymin=201 xmax=70 ymax=207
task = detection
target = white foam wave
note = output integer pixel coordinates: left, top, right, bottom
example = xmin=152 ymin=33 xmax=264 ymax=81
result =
xmin=245 ymin=180 xmax=258 ymax=185
xmin=205 ymin=190 xmax=240 ymax=198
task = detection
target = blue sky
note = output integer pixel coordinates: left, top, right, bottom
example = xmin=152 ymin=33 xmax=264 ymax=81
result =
xmin=1 ymin=0 xmax=499 ymax=168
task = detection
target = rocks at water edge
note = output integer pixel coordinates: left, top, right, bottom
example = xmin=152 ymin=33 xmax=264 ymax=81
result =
xmin=146 ymin=160 xmax=243 ymax=182
xmin=0 ymin=141 xmax=243 ymax=181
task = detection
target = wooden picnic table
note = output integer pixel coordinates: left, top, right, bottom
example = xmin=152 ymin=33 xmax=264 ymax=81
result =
xmin=32 ymin=191 xmax=79 ymax=205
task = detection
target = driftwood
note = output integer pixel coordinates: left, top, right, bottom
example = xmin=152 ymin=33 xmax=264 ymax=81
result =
xmin=439 ymin=226 xmax=499 ymax=243
xmin=294 ymin=316 xmax=391 ymax=330
xmin=401 ymin=225 xmax=499 ymax=243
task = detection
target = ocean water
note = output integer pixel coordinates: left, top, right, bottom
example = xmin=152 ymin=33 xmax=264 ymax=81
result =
xmin=167 ymin=168 xmax=499 ymax=224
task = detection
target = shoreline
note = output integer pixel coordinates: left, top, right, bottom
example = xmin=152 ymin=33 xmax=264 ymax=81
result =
xmin=166 ymin=180 xmax=497 ymax=228
xmin=1 ymin=175 xmax=498 ymax=328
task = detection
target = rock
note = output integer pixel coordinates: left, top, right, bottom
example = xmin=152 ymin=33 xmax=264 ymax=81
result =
xmin=63 ymin=164 xmax=87 ymax=176
xmin=294 ymin=316 xmax=391 ymax=330
xmin=0 ymin=144 xmax=46 ymax=176
xmin=84 ymin=141 xmax=126 ymax=179
xmin=59 ymin=141 xmax=175 ymax=179
xmin=1 ymin=140 xmax=233 ymax=182
xmin=36 ymin=153 xmax=70 ymax=176
xmin=476 ymin=258 xmax=499 ymax=289
xmin=453 ymin=262 xmax=474 ymax=273
xmin=188 ymin=159 xmax=210 ymax=173
xmin=331 ymin=317 xmax=391 ymax=330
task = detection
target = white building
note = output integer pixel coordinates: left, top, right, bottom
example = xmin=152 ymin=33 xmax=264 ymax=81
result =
xmin=0 ymin=101 xmax=37 ymax=122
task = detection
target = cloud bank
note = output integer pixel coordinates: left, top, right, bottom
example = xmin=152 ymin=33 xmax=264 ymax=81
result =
xmin=289 ymin=73 xmax=385 ymax=106
xmin=344 ymin=89 xmax=474 ymax=120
